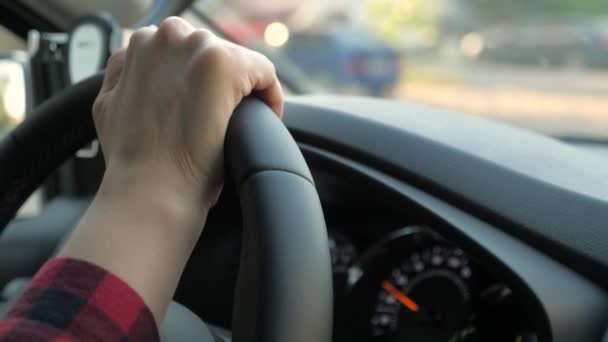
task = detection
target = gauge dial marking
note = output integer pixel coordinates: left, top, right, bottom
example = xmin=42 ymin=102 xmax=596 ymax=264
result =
xmin=381 ymin=280 xmax=419 ymax=312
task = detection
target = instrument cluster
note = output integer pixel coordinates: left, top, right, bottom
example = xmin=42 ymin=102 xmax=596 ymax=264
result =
xmin=328 ymin=226 xmax=537 ymax=342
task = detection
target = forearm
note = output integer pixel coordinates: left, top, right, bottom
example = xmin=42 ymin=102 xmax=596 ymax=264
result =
xmin=58 ymin=167 xmax=208 ymax=323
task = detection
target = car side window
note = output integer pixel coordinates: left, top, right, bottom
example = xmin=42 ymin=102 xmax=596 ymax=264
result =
xmin=0 ymin=26 xmax=37 ymax=217
xmin=0 ymin=25 xmax=26 ymax=138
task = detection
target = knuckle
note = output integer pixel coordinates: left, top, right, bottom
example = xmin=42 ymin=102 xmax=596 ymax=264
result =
xmin=129 ymin=28 xmax=153 ymax=48
xmin=197 ymin=45 xmax=232 ymax=70
xmin=156 ymin=16 xmax=187 ymax=43
xmin=266 ymin=57 xmax=277 ymax=74
xmin=255 ymin=52 xmax=276 ymax=73
xmin=185 ymin=29 xmax=213 ymax=50
xmin=161 ymin=16 xmax=185 ymax=26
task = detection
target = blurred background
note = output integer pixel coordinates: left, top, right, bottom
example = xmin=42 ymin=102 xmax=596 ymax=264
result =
xmin=191 ymin=0 xmax=608 ymax=140
xmin=1 ymin=0 xmax=608 ymax=141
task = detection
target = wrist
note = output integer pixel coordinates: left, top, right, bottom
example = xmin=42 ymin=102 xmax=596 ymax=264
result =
xmin=61 ymin=163 xmax=210 ymax=322
xmin=103 ymin=160 xmax=213 ymax=209
xmin=98 ymin=164 xmax=210 ymax=234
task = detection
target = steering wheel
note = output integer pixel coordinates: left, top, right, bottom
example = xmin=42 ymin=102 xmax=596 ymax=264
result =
xmin=0 ymin=74 xmax=333 ymax=342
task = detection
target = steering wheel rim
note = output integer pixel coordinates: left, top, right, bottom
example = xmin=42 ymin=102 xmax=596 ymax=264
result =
xmin=0 ymin=74 xmax=333 ymax=342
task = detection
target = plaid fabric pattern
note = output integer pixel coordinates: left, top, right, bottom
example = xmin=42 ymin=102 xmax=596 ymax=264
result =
xmin=0 ymin=258 xmax=159 ymax=341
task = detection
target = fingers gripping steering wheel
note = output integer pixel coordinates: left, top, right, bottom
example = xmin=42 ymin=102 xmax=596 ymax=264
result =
xmin=0 ymin=74 xmax=333 ymax=342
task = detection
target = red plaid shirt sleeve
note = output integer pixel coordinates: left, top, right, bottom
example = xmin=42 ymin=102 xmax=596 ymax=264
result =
xmin=0 ymin=257 xmax=160 ymax=341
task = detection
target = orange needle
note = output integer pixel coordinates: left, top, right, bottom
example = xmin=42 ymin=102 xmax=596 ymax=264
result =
xmin=382 ymin=280 xmax=419 ymax=312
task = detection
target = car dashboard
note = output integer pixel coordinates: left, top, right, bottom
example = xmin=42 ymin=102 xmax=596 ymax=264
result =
xmin=1 ymin=96 xmax=607 ymax=342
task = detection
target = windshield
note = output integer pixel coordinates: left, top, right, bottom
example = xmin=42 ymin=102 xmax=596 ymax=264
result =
xmin=190 ymin=0 xmax=608 ymax=140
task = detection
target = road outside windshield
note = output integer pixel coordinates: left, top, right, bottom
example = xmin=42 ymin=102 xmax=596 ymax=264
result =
xmin=192 ymin=0 xmax=608 ymax=139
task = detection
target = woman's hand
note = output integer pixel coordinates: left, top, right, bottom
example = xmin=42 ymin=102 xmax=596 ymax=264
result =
xmin=60 ymin=17 xmax=283 ymax=323
xmin=94 ymin=16 xmax=283 ymax=209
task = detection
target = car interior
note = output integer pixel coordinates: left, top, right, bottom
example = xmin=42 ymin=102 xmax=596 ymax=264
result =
xmin=0 ymin=1 xmax=607 ymax=341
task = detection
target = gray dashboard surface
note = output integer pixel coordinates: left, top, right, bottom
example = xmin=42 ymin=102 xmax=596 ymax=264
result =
xmin=283 ymin=96 xmax=608 ymax=285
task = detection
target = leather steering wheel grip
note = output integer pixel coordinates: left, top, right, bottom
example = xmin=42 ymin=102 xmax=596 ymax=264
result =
xmin=0 ymin=74 xmax=333 ymax=341
xmin=226 ymin=99 xmax=333 ymax=342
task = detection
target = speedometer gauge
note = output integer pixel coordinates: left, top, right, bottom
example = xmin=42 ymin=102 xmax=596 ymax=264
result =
xmin=370 ymin=243 xmax=474 ymax=341
xmin=340 ymin=227 xmax=537 ymax=342
xmin=345 ymin=227 xmax=480 ymax=342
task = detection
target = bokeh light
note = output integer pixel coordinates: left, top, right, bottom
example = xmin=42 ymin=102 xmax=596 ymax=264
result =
xmin=460 ymin=32 xmax=484 ymax=58
xmin=0 ymin=61 xmax=26 ymax=123
xmin=264 ymin=22 xmax=290 ymax=47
